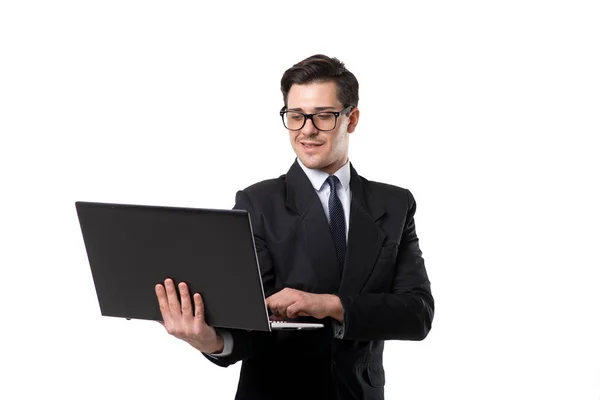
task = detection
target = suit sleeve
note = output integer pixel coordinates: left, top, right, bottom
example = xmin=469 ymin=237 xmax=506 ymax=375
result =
xmin=340 ymin=189 xmax=434 ymax=341
xmin=203 ymin=190 xmax=277 ymax=367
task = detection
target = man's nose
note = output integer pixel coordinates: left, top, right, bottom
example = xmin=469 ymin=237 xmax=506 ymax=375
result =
xmin=300 ymin=117 xmax=319 ymax=136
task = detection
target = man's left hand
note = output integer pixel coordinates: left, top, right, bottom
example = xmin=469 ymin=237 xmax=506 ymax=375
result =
xmin=265 ymin=288 xmax=343 ymax=322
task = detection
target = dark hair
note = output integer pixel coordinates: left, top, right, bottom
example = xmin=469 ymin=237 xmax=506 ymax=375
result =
xmin=280 ymin=54 xmax=359 ymax=109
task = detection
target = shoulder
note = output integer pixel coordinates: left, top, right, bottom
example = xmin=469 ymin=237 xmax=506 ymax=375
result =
xmin=242 ymin=174 xmax=286 ymax=197
xmin=235 ymin=174 xmax=287 ymax=211
xmin=358 ymin=175 xmax=415 ymax=206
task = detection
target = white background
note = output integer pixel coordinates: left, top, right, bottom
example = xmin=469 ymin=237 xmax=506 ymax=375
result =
xmin=1 ymin=1 xmax=599 ymax=399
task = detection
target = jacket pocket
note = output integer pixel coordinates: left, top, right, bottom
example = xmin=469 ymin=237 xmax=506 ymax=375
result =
xmin=365 ymin=363 xmax=385 ymax=387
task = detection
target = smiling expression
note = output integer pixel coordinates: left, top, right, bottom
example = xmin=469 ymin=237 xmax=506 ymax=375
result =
xmin=286 ymin=81 xmax=359 ymax=175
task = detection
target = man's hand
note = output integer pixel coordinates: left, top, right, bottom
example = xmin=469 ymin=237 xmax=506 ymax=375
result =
xmin=155 ymin=278 xmax=224 ymax=354
xmin=266 ymin=288 xmax=343 ymax=322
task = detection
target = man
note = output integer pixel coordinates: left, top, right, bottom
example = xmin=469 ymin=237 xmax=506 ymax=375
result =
xmin=155 ymin=54 xmax=434 ymax=399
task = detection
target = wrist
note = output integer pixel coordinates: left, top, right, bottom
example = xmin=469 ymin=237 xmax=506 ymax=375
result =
xmin=326 ymin=294 xmax=344 ymax=322
xmin=195 ymin=333 xmax=224 ymax=354
xmin=211 ymin=334 xmax=225 ymax=354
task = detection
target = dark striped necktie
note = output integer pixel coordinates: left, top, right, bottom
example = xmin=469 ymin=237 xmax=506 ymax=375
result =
xmin=326 ymin=175 xmax=347 ymax=270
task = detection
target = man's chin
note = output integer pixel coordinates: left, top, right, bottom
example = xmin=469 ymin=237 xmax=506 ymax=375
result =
xmin=297 ymin=156 xmax=324 ymax=170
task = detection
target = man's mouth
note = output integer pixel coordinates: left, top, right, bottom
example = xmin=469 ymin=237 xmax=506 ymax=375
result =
xmin=301 ymin=142 xmax=323 ymax=148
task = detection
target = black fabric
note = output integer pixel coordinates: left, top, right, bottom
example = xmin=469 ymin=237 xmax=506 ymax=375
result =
xmin=204 ymin=161 xmax=434 ymax=400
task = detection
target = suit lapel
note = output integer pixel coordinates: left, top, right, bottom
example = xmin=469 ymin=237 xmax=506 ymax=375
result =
xmin=285 ymin=161 xmax=341 ymax=292
xmin=338 ymin=165 xmax=387 ymax=296
xmin=284 ymin=161 xmax=387 ymax=295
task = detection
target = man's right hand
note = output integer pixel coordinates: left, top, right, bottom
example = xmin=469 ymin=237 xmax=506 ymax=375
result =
xmin=155 ymin=278 xmax=224 ymax=354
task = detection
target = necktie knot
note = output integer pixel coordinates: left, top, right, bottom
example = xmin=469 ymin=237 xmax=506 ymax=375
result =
xmin=326 ymin=175 xmax=340 ymax=192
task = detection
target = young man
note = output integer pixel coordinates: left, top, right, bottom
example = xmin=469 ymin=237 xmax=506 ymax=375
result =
xmin=155 ymin=54 xmax=434 ymax=399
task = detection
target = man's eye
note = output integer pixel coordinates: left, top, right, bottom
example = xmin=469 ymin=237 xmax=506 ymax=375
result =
xmin=290 ymin=114 xmax=304 ymax=121
xmin=317 ymin=114 xmax=334 ymax=120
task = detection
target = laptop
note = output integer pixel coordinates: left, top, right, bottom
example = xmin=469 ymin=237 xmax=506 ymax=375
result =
xmin=75 ymin=201 xmax=323 ymax=331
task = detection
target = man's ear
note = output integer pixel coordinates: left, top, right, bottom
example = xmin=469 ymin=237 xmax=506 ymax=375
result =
xmin=347 ymin=108 xmax=360 ymax=133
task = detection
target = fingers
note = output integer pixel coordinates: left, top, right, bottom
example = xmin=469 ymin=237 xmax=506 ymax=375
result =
xmin=270 ymin=305 xmax=283 ymax=317
xmin=156 ymin=279 xmax=205 ymax=322
xmin=164 ymin=278 xmax=181 ymax=316
xmin=265 ymin=287 xmax=289 ymax=304
xmin=179 ymin=282 xmax=193 ymax=318
xmin=265 ymin=287 xmax=289 ymax=313
xmin=156 ymin=279 xmax=215 ymax=350
xmin=271 ymin=301 xmax=303 ymax=319
xmin=266 ymin=297 xmax=283 ymax=317
xmin=286 ymin=303 xmax=299 ymax=319
xmin=271 ymin=290 xmax=319 ymax=319
xmin=266 ymin=288 xmax=305 ymax=319
xmin=285 ymin=306 xmax=309 ymax=319
xmin=155 ymin=283 xmax=171 ymax=323
xmin=194 ymin=293 xmax=205 ymax=322
xmin=286 ymin=301 xmax=311 ymax=319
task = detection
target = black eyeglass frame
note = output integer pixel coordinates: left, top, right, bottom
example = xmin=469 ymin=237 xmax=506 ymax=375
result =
xmin=279 ymin=105 xmax=354 ymax=131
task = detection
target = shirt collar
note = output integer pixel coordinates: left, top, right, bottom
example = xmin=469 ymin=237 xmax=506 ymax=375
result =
xmin=296 ymin=158 xmax=351 ymax=192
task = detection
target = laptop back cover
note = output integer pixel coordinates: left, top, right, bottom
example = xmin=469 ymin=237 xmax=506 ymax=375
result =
xmin=75 ymin=201 xmax=270 ymax=331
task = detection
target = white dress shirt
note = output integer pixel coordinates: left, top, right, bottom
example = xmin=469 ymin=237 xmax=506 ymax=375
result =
xmin=297 ymin=158 xmax=351 ymax=240
xmin=210 ymin=159 xmax=351 ymax=357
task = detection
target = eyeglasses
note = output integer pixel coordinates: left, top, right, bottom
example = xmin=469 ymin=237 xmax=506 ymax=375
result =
xmin=280 ymin=106 xmax=353 ymax=131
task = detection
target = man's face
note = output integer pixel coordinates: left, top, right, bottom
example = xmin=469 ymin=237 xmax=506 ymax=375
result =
xmin=286 ymin=81 xmax=359 ymax=174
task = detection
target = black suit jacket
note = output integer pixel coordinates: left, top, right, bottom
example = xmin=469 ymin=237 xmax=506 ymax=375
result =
xmin=207 ymin=161 xmax=434 ymax=400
